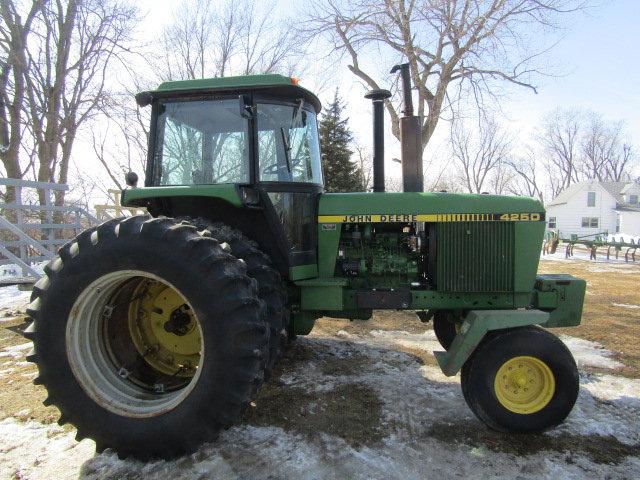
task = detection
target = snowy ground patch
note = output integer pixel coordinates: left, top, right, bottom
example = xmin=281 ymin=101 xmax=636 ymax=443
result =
xmin=75 ymin=335 xmax=640 ymax=478
xmin=0 ymin=261 xmax=44 ymax=317
xmin=612 ymin=302 xmax=640 ymax=309
xmin=0 ymin=286 xmax=30 ymax=317
xmin=0 ymin=341 xmax=32 ymax=359
xmin=367 ymin=329 xmax=442 ymax=353
xmin=0 ymin=418 xmax=94 ymax=480
xmin=559 ymin=334 xmax=625 ymax=370
xmin=1 ymin=282 xmax=638 ymax=480
xmin=0 ymin=331 xmax=639 ymax=479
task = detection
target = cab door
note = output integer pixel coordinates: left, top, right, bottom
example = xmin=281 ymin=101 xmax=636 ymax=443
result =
xmin=254 ymin=99 xmax=323 ymax=280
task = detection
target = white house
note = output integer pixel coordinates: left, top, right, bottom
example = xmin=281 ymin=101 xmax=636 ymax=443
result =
xmin=546 ymin=180 xmax=640 ymax=238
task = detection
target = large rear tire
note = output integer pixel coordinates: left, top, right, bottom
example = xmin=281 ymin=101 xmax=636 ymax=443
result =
xmin=183 ymin=218 xmax=288 ymax=377
xmin=25 ymin=216 xmax=268 ymax=459
xmin=461 ymin=326 xmax=579 ymax=433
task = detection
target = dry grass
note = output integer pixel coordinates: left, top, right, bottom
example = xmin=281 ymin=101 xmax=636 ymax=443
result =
xmin=0 ymin=316 xmax=61 ymax=426
xmin=538 ymin=258 xmax=640 ymax=378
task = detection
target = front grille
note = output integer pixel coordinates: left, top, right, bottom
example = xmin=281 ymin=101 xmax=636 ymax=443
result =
xmin=436 ymin=222 xmax=514 ymax=292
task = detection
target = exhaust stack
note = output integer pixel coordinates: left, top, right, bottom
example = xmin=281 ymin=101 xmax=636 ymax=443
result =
xmin=390 ymin=63 xmax=423 ymax=192
xmin=364 ymin=89 xmax=392 ymax=193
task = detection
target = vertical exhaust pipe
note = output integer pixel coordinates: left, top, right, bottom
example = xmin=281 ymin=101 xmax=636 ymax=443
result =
xmin=365 ymin=89 xmax=392 ymax=193
xmin=391 ymin=63 xmax=423 ymax=192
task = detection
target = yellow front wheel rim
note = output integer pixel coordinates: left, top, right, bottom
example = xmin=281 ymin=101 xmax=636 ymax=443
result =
xmin=494 ymin=356 xmax=555 ymax=414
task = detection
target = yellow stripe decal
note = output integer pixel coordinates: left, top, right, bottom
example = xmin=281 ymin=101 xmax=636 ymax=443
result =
xmin=317 ymin=213 xmax=544 ymax=223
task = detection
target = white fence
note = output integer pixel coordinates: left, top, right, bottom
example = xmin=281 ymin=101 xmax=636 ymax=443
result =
xmin=0 ymin=178 xmax=98 ymax=285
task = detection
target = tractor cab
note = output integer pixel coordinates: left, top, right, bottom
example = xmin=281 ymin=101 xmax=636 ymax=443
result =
xmin=129 ymin=75 xmax=324 ymax=279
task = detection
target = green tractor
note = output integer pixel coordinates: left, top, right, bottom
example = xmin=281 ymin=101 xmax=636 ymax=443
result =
xmin=25 ymin=65 xmax=586 ymax=460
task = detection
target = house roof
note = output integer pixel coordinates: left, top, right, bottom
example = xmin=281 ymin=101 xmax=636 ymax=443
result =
xmin=547 ymin=183 xmax=585 ymax=206
xmin=615 ymin=204 xmax=640 ymax=212
xmin=548 ymin=180 xmax=638 ymax=207
xmin=601 ymin=181 xmax=629 ymax=198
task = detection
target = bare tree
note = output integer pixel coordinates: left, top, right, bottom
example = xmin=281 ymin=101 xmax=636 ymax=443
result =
xmin=537 ymin=109 xmax=637 ymax=197
xmin=22 ymin=0 xmax=137 ymax=210
xmin=489 ymin=161 xmax=514 ymax=195
xmin=580 ymin=113 xmax=615 ymax=180
xmin=94 ymin=0 xmax=304 ymax=188
xmin=158 ymin=0 xmax=302 ymax=81
xmin=506 ymin=152 xmax=544 ymax=202
xmin=426 ymin=172 xmax=463 ymax=193
xmin=607 ymin=143 xmax=634 ymax=182
xmin=538 ymin=108 xmax=581 ymax=197
xmin=580 ymin=113 xmax=635 ymax=182
xmin=354 ymin=143 xmax=373 ymax=191
xmin=0 ymin=0 xmax=44 ymax=204
xmin=91 ymin=88 xmax=151 ymax=190
xmin=451 ymin=117 xmax=511 ymax=194
xmin=305 ymin=0 xmax=585 ymax=155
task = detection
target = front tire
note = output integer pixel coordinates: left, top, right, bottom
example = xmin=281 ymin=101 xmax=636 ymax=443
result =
xmin=25 ymin=216 xmax=268 ymax=459
xmin=461 ymin=326 xmax=579 ymax=433
xmin=433 ymin=311 xmax=458 ymax=350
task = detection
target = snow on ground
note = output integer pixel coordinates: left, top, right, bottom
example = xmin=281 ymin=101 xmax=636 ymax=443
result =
xmin=357 ymin=329 xmax=442 ymax=353
xmin=0 ymin=419 xmax=94 ymax=480
xmin=0 ymin=341 xmax=32 ymax=359
xmin=0 ymin=286 xmax=30 ymax=316
xmin=1 ymin=328 xmax=638 ymax=480
xmin=559 ymin=334 xmax=625 ymax=370
xmin=612 ymin=302 xmax=640 ymax=309
xmin=0 ymin=262 xmax=44 ymax=318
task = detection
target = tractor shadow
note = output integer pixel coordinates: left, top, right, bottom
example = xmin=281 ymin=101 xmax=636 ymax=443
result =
xmin=78 ymin=334 xmax=640 ymax=478
xmin=241 ymin=335 xmax=640 ymax=465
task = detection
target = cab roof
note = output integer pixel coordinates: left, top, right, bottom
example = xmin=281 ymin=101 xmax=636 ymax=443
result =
xmin=136 ymin=74 xmax=322 ymax=113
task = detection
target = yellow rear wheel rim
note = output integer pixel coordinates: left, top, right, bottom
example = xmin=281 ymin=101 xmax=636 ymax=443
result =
xmin=128 ymin=279 xmax=201 ymax=377
xmin=494 ymin=356 xmax=555 ymax=414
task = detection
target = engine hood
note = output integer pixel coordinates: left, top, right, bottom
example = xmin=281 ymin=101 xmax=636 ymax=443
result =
xmin=318 ymin=192 xmax=545 ymax=223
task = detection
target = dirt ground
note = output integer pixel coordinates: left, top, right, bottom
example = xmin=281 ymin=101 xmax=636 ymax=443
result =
xmin=0 ymin=255 xmax=639 ymax=479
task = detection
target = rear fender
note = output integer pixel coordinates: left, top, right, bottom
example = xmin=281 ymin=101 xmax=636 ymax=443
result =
xmin=122 ymin=192 xmax=290 ymax=277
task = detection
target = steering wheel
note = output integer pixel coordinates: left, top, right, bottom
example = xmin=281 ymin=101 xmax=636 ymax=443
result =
xmin=262 ymin=163 xmax=290 ymax=176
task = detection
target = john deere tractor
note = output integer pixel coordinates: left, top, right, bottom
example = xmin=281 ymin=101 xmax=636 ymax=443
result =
xmin=25 ymin=64 xmax=586 ymax=459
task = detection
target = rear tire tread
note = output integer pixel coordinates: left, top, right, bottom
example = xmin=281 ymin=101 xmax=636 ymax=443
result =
xmin=27 ymin=215 xmax=268 ymax=460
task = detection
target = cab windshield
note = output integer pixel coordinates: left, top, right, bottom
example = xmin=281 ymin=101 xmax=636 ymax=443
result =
xmin=257 ymin=103 xmax=322 ymax=184
xmin=155 ymin=99 xmax=249 ymax=185
xmin=152 ymin=97 xmax=322 ymax=186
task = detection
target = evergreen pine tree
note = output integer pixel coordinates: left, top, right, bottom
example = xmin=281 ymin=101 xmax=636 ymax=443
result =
xmin=319 ymin=89 xmax=363 ymax=192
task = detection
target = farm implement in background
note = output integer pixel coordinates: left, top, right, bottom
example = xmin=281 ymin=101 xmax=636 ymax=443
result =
xmin=543 ymin=231 xmax=638 ymax=262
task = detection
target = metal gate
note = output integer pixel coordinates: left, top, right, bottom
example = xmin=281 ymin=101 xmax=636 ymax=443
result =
xmin=0 ymin=178 xmax=98 ymax=285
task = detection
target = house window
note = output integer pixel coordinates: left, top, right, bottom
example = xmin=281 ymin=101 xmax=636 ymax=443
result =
xmin=581 ymin=217 xmax=599 ymax=228
xmin=587 ymin=191 xmax=596 ymax=207
xmin=548 ymin=217 xmax=557 ymax=229
xmin=616 ymin=214 xmax=620 ymax=233
xmin=630 ymin=194 xmax=638 ymax=205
